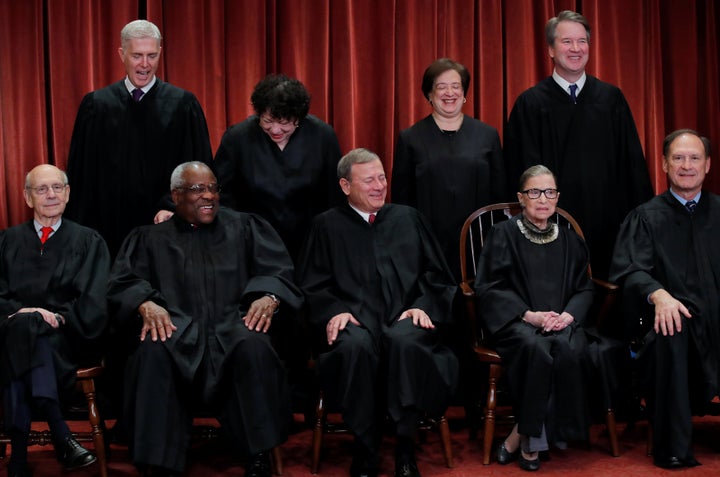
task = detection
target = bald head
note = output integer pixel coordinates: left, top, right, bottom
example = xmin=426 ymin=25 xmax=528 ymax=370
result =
xmin=23 ymin=165 xmax=70 ymax=225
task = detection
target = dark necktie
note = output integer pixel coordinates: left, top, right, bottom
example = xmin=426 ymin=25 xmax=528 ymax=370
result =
xmin=368 ymin=213 xmax=376 ymax=224
xmin=685 ymin=199 xmax=697 ymax=214
xmin=569 ymin=84 xmax=578 ymax=104
xmin=40 ymin=226 xmax=53 ymax=244
xmin=132 ymin=88 xmax=144 ymax=102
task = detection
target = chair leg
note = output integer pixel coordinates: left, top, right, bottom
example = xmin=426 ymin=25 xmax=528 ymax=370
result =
xmin=311 ymin=392 xmax=325 ymax=474
xmin=482 ymin=363 xmax=501 ymax=465
xmin=437 ymin=415 xmax=453 ymax=468
xmin=606 ymin=408 xmax=619 ymax=457
xmin=271 ymin=446 xmax=283 ymax=475
xmin=79 ymin=377 xmax=108 ymax=477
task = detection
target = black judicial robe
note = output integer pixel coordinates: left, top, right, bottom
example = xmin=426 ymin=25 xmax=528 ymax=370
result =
xmin=298 ymin=204 xmax=458 ymax=422
xmin=505 ymin=76 xmax=653 ymax=279
xmin=393 ymin=114 xmax=505 ymax=281
xmin=611 ymin=190 xmax=720 ymax=400
xmin=107 ymin=208 xmax=304 ymax=395
xmin=474 ymin=217 xmax=594 ymax=440
xmin=299 ymin=204 xmax=457 ymax=334
xmin=214 ymin=114 xmax=343 ymax=260
xmin=66 ymin=79 xmax=213 ymax=257
xmin=0 ymin=220 xmax=110 ymax=392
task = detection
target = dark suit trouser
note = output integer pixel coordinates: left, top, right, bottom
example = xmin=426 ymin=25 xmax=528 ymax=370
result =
xmin=125 ymin=328 xmax=290 ymax=472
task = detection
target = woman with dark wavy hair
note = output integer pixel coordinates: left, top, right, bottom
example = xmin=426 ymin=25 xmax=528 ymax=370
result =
xmin=215 ymin=74 xmax=343 ymax=260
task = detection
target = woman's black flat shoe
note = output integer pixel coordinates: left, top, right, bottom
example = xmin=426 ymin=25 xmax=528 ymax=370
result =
xmin=496 ymin=441 xmax=519 ymax=465
xmin=518 ymin=453 xmax=540 ymax=471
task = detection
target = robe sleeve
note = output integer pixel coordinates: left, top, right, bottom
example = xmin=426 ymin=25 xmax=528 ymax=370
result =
xmin=239 ymin=215 xmax=305 ymax=309
xmin=296 ymin=217 xmax=353 ymax=328
xmin=474 ymin=226 xmax=530 ymax=334
xmin=504 ymin=93 xmax=544 ymax=198
xmin=107 ymin=228 xmax=166 ymax=328
xmin=56 ymin=231 xmax=111 ymax=342
xmin=403 ymin=213 xmax=456 ymax=324
xmin=65 ymin=93 xmax=100 ymax=224
xmin=391 ymin=130 xmax=416 ymax=206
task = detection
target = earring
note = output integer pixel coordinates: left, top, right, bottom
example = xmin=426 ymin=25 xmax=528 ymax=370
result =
xmin=463 ymin=98 xmax=467 ymax=104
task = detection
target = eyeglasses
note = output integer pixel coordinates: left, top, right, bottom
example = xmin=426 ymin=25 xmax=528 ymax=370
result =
xmin=26 ymin=183 xmax=67 ymax=195
xmin=177 ymin=183 xmax=221 ymax=195
xmin=521 ymin=188 xmax=559 ymax=199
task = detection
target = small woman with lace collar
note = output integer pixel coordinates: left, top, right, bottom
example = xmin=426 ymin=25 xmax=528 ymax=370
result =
xmin=474 ymin=165 xmax=595 ymax=471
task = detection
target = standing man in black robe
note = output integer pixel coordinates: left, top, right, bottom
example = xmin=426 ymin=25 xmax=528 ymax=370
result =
xmin=611 ymin=129 xmax=719 ymax=469
xmin=298 ymin=148 xmax=458 ymax=477
xmin=107 ymin=162 xmax=303 ymax=477
xmin=0 ymin=165 xmax=109 ymax=477
xmin=66 ymin=19 xmax=212 ymax=258
xmin=505 ymin=10 xmax=653 ymax=280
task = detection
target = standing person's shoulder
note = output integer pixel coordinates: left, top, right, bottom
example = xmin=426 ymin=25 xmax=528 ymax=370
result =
xmin=303 ymin=114 xmax=338 ymax=136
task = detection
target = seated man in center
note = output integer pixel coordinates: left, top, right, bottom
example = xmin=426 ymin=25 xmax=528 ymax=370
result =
xmin=298 ymin=148 xmax=458 ymax=477
xmin=107 ymin=161 xmax=304 ymax=477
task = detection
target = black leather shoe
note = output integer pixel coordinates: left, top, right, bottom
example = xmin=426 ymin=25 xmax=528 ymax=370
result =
xmin=496 ymin=441 xmax=519 ymax=465
xmin=56 ymin=436 xmax=97 ymax=470
xmin=518 ymin=453 xmax=540 ymax=471
xmin=245 ymin=451 xmax=272 ymax=477
xmin=654 ymin=456 xmax=701 ymax=469
xmin=394 ymin=460 xmax=421 ymax=477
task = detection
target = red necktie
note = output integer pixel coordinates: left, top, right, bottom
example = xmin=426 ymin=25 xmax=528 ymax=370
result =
xmin=368 ymin=214 xmax=376 ymax=224
xmin=40 ymin=226 xmax=53 ymax=244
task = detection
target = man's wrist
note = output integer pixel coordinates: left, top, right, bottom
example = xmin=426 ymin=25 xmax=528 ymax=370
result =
xmin=265 ymin=293 xmax=280 ymax=314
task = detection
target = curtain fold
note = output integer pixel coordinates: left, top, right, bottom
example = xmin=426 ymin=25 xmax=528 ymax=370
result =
xmin=1 ymin=0 xmax=719 ymax=228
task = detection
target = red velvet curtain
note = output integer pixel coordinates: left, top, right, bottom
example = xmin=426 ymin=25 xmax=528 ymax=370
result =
xmin=1 ymin=0 xmax=719 ymax=228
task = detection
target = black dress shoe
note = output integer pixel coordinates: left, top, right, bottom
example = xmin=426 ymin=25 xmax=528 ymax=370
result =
xmin=518 ymin=453 xmax=540 ymax=471
xmin=56 ymin=436 xmax=97 ymax=470
xmin=245 ymin=451 xmax=272 ymax=477
xmin=496 ymin=441 xmax=519 ymax=465
xmin=654 ymin=456 xmax=701 ymax=469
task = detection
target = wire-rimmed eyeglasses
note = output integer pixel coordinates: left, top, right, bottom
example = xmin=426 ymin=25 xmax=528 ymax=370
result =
xmin=520 ymin=188 xmax=559 ymax=199
xmin=26 ymin=183 xmax=67 ymax=195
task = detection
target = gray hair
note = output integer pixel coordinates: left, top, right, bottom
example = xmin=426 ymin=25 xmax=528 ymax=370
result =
xmin=25 ymin=166 xmax=68 ymax=189
xmin=518 ymin=165 xmax=557 ymax=191
xmin=121 ymin=20 xmax=162 ymax=50
xmin=170 ymin=161 xmax=211 ymax=190
xmin=337 ymin=148 xmax=381 ymax=180
xmin=545 ymin=10 xmax=590 ymax=46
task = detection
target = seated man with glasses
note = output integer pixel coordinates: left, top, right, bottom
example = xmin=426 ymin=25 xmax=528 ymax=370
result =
xmin=474 ymin=165 xmax=595 ymax=472
xmin=108 ymin=161 xmax=303 ymax=477
xmin=0 ymin=165 xmax=110 ymax=477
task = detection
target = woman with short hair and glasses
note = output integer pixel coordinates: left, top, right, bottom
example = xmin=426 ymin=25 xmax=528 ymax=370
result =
xmin=473 ymin=165 xmax=595 ymax=471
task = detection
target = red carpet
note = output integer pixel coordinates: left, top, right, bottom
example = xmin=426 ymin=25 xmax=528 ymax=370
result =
xmin=4 ymin=409 xmax=720 ymax=476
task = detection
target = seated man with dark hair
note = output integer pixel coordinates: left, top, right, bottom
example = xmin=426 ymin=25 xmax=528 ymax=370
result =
xmin=611 ymin=129 xmax=720 ymax=469
xmin=0 ymin=164 xmax=109 ymax=477
xmin=108 ymin=161 xmax=303 ymax=477
xmin=298 ymin=148 xmax=458 ymax=477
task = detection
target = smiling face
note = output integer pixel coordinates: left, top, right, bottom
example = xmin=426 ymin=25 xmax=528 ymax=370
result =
xmin=259 ymin=112 xmax=298 ymax=149
xmin=24 ymin=165 xmax=70 ymax=225
xmin=428 ymin=69 xmax=465 ymax=120
xmin=517 ymin=173 xmax=559 ymax=229
xmin=340 ymin=159 xmax=387 ymax=214
xmin=118 ymin=37 xmax=161 ymax=89
xmin=548 ymin=20 xmax=589 ymax=83
xmin=663 ymin=133 xmax=711 ymax=200
xmin=171 ymin=165 xmax=220 ymax=225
